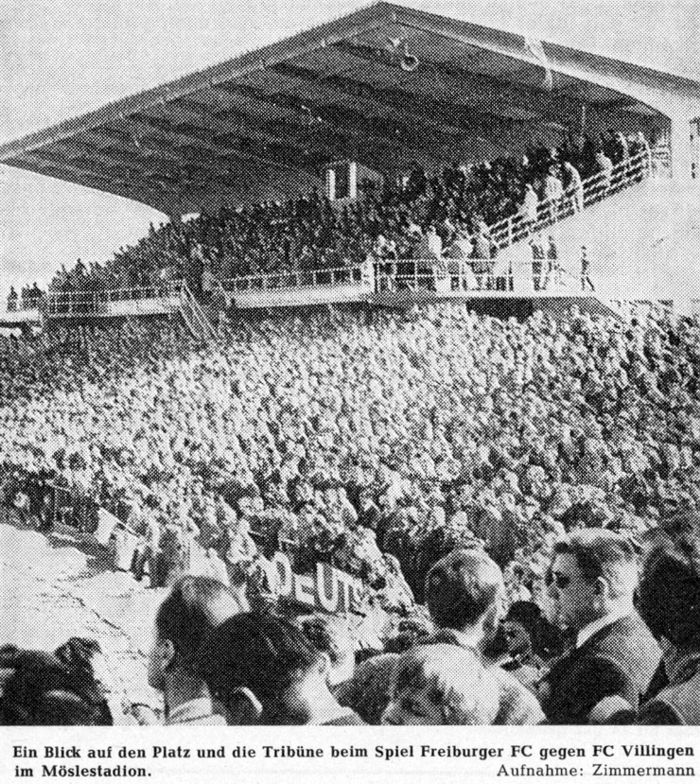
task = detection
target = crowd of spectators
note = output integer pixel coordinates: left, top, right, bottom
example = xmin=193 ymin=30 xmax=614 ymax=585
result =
xmin=6 ymin=283 xmax=46 ymax=312
xmin=0 ymin=297 xmax=698 ymax=723
xmin=2 ymin=302 xmax=698 ymax=594
xmin=39 ymin=128 xmax=651 ymax=298
xmin=2 ymin=516 xmax=699 ymax=725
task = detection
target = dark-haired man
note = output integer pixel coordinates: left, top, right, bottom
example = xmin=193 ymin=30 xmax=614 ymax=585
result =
xmin=296 ymin=614 xmax=355 ymax=689
xmin=193 ymin=612 xmax=365 ymax=725
xmin=635 ymin=512 xmax=700 ymax=723
xmin=538 ymin=529 xmax=660 ymax=724
xmin=147 ymin=575 xmax=246 ymax=725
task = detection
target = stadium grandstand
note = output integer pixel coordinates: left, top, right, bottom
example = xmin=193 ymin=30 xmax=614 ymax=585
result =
xmin=2 ymin=1 xmax=699 ymax=329
xmin=1 ymin=2 xmax=700 ymax=727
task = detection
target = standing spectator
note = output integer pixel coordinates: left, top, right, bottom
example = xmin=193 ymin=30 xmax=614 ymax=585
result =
xmin=7 ymin=286 xmax=18 ymax=312
xmin=543 ymin=167 xmax=564 ymax=223
xmin=635 ymin=512 xmax=700 ymax=724
xmin=500 ymin=601 xmax=563 ymax=692
xmin=537 ymin=530 xmax=661 ymax=724
xmin=423 ymin=548 xmax=544 ymax=724
xmin=380 ymin=644 xmax=500 ymax=725
xmin=131 ymin=495 xmax=162 ymax=583
xmin=417 ymin=225 xmax=443 ymax=260
xmin=193 ymin=612 xmax=366 ymax=725
xmin=614 ymin=131 xmax=631 ymax=177
xmin=629 ymin=131 xmax=652 ymax=179
xmin=147 ymin=576 xmax=245 ymax=725
xmin=529 ymin=235 xmax=545 ymax=291
xmin=594 ymin=151 xmax=614 ymax=192
xmin=0 ymin=638 xmax=113 ymax=725
xmin=562 ymin=161 xmax=584 ymax=212
xmin=471 ymin=229 xmax=492 ymax=290
xmin=518 ymin=184 xmax=539 ymax=235
xmin=297 ymin=614 xmax=356 ymax=690
xmin=545 ymin=235 xmax=560 ymax=289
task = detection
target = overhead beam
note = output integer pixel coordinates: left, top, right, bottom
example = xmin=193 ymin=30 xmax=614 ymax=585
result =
xmin=329 ymin=39 xmax=592 ymax=130
xmin=213 ymin=79 xmax=433 ymax=165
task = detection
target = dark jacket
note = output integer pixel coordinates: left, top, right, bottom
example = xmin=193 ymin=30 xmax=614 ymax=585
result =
xmin=538 ymin=613 xmax=661 ymax=724
xmin=636 ymin=654 xmax=700 ymax=725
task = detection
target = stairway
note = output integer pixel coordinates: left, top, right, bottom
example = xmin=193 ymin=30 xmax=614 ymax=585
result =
xmin=179 ymin=283 xmax=217 ymax=342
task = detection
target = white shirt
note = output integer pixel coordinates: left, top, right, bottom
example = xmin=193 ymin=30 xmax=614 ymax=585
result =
xmin=165 ymin=698 xmax=226 ymax=726
xmin=576 ymin=608 xmax=632 ymax=649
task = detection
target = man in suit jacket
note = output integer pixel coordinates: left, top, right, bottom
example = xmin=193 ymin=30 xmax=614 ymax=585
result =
xmin=538 ymin=529 xmax=661 ymax=724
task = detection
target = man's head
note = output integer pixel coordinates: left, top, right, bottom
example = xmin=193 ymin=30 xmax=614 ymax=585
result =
xmin=637 ymin=513 xmax=700 ymax=652
xmin=0 ymin=640 xmax=112 ymax=726
xmin=296 ymin=614 xmax=355 ymax=687
xmin=381 ymin=644 xmax=499 ymax=725
xmin=424 ymin=548 xmax=505 ymax=645
xmin=193 ymin=612 xmax=335 ymax=724
xmin=547 ymin=530 xmax=638 ymax=631
xmin=148 ymin=576 xmax=246 ymax=691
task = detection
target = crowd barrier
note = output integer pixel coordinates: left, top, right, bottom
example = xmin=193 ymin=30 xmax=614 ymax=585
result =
xmin=45 ymin=282 xmax=182 ymax=318
xmin=220 ymin=264 xmax=366 ymax=294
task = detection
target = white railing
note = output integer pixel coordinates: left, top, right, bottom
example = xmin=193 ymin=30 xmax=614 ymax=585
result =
xmin=46 ymin=282 xmax=181 ymax=317
xmin=377 ymin=258 xmax=584 ymax=294
xmin=6 ymin=296 xmax=45 ymax=313
xmin=219 ymin=150 xmax=652 ymax=297
xmin=220 ymin=265 xmax=365 ymax=294
xmin=487 ymin=150 xmax=651 ymax=251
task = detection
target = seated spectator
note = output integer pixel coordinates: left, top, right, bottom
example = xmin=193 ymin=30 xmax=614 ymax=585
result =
xmin=381 ymin=643 xmax=500 ymax=725
xmin=193 ymin=612 xmax=365 ymax=724
xmin=147 ymin=575 xmax=246 ymax=725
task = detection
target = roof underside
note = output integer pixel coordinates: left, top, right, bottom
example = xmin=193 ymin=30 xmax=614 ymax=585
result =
xmin=0 ymin=2 xmax=687 ymax=215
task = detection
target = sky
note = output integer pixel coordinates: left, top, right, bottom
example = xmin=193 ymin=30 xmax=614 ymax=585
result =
xmin=1 ymin=0 xmax=698 ymax=300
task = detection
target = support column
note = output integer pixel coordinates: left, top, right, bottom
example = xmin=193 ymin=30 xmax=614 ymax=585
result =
xmin=325 ymin=167 xmax=336 ymax=201
xmin=668 ymin=103 xmax=697 ymax=182
xmin=348 ymin=161 xmax=358 ymax=200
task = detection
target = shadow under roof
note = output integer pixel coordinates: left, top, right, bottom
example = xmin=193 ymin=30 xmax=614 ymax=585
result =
xmin=1 ymin=1 xmax=696 ymax=215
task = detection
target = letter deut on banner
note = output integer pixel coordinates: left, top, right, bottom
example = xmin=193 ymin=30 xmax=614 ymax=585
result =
xmin=261 ymin=552 xmax=365 ymax=615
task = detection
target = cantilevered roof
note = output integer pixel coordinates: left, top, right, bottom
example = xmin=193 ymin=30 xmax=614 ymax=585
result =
xmin=1 ymin=2 xmax=697 ymax=215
